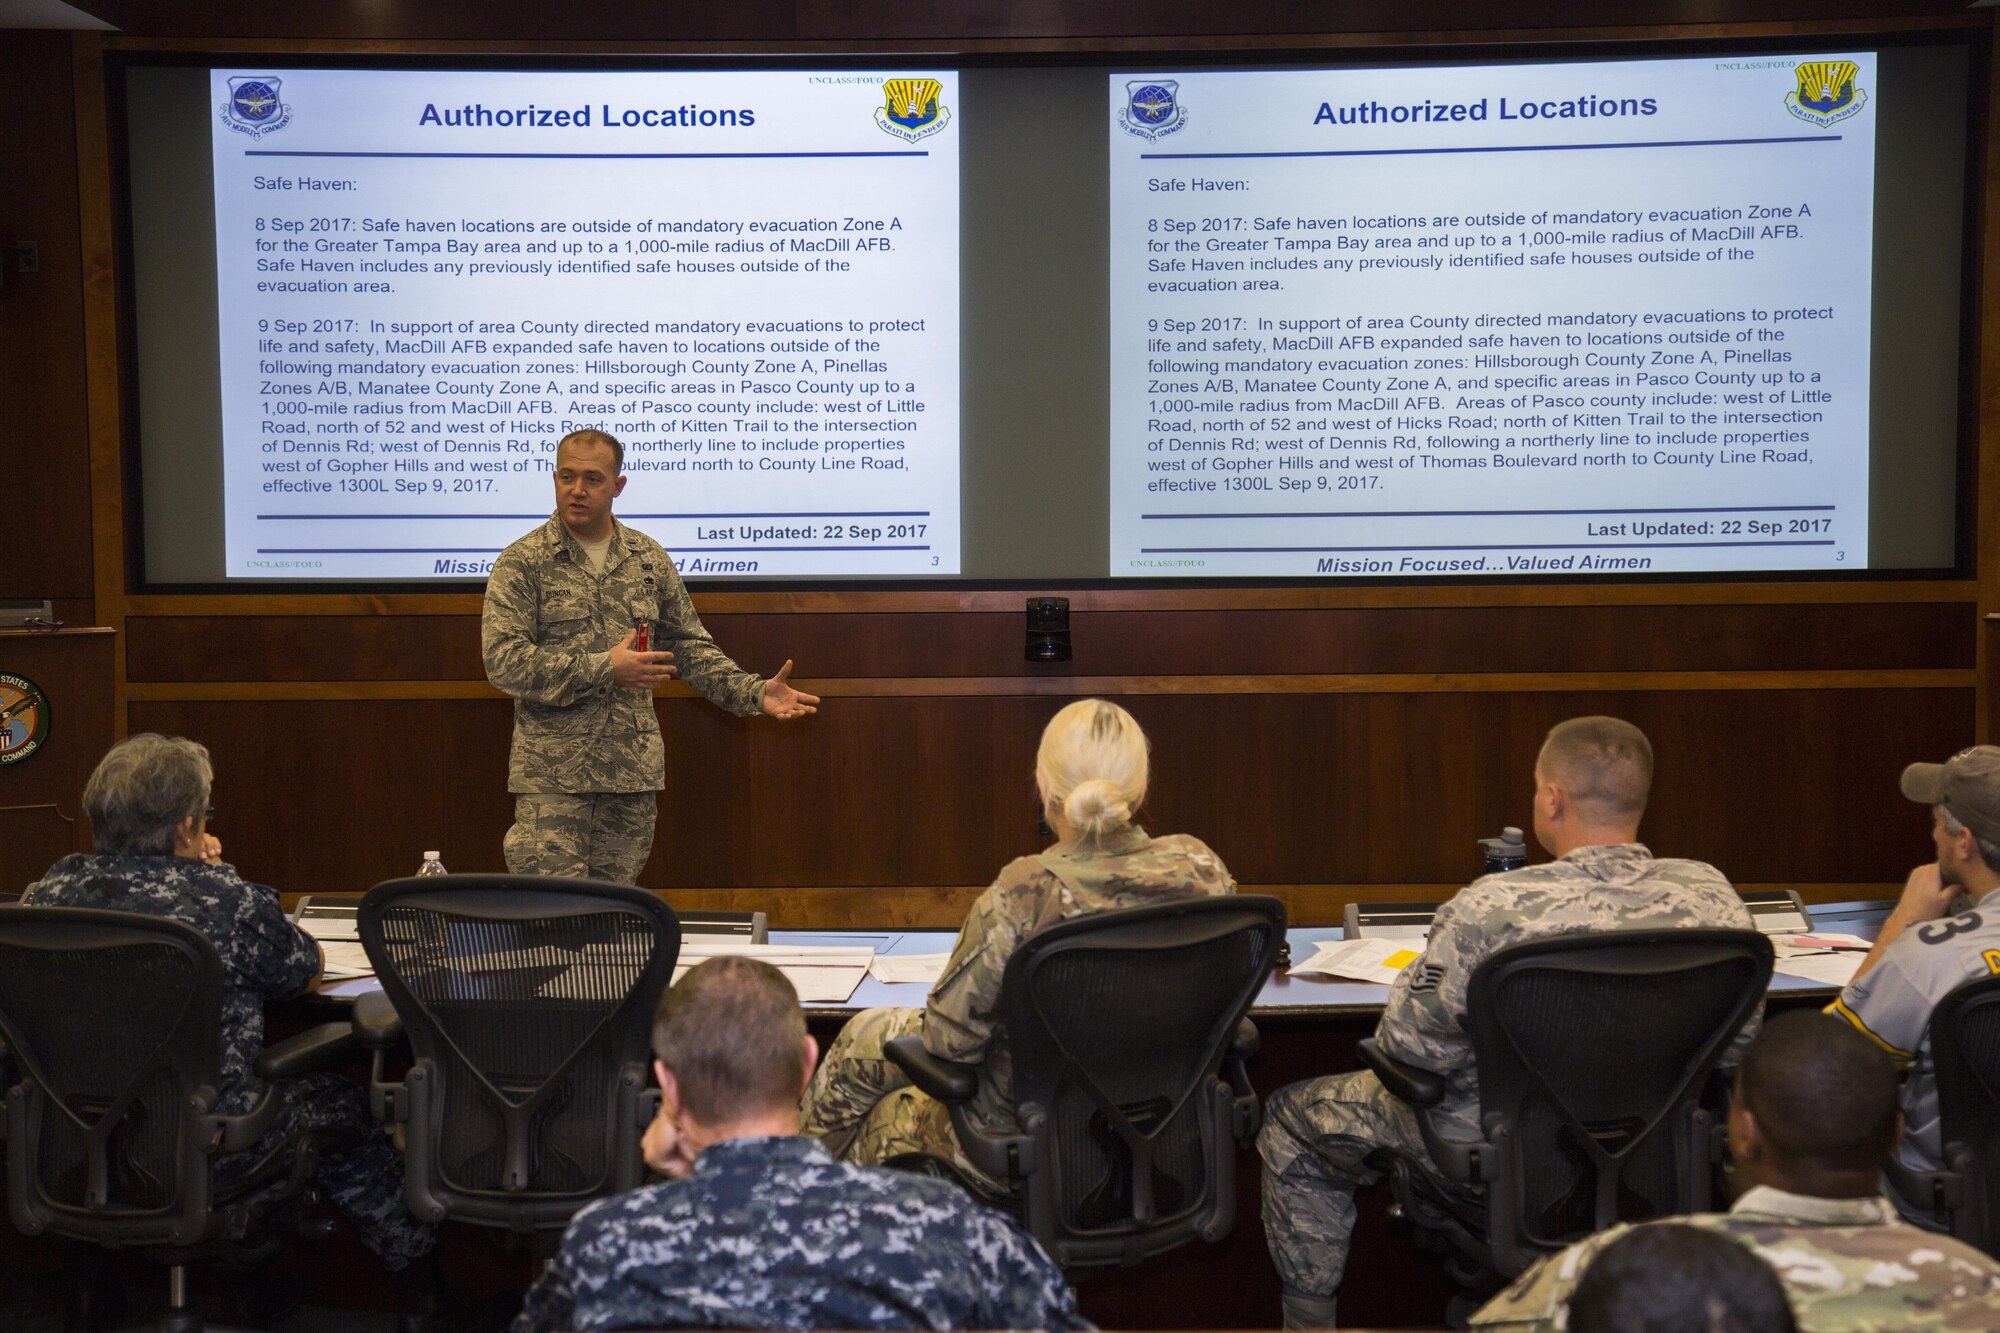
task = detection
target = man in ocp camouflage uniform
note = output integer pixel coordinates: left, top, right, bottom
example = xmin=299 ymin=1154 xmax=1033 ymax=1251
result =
xmin=482 ymin=428 xmax=818 ymax=884
xmin=1258 ymin=716 xmax=1761 ymax=1329
xmin=512 ymin=957 xmax=1088 ymax=1333
xmin=1472 ymin=1011 xmax=2000 ymax=1332
xmin=1829 ymin=745 xmax=2000 ymax=1227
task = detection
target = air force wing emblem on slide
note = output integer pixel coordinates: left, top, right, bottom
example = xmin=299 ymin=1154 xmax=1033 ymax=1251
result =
xmin=1785 ymin=60 xmax=1867 ymax=128
xmin=875 ymin=78 xmax=950 ymax=143
xmin=220 ymin=76 xmax=292 ymax=140
xmin=1120 ymin=80 xmax=1187 ymax=141
xmin=0 ymin=674 xmax=50 ymax=766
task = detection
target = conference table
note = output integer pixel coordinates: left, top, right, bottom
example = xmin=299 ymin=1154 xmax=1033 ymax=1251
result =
xmin=316 ymin=910 xmax=1889 ymax=1013
xmin=295 ymin=903 xmax=1889 ymax=1330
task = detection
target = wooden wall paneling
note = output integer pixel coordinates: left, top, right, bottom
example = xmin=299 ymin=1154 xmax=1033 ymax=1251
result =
xmin=0 ymin=32 xmax=92 ymax=614
xmin=128 ymin=688 xmax=1969 ymax=920
xmin=120 ymin=601 xmax=1977 ymax=684
xmin=0 ymin=629 xmax=116 ymax=893
xmin=67 ymin=4 xmax=1987 ymax=45
xmin=1977 ymin=24 xmax=2000 ymax=742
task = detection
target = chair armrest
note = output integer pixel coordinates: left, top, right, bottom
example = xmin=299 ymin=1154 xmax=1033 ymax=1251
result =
xmin=1884 ymin=1155 xmax=1961 ymax=1220
xmin=1358 ymin=1037 xmax=1448 ymax=1108
xmin=885 ymin=1035 xmax=979 ymax=1103
xmin=254 ymin=1022 xmax=356 ymax=1082
xmin=351 ymin=991 xmax=403 ymax=1050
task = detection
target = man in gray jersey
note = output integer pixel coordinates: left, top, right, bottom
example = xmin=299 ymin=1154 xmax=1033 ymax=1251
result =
xmin=1830 ymin=744 xmax=2000 ymax=1224
xmin=1257 ymin=716 xmax=1761 ymax=1329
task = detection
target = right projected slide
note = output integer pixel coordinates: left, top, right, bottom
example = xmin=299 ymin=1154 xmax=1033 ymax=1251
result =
xmin=1109 ymin=54 xmax=1877 ymax=577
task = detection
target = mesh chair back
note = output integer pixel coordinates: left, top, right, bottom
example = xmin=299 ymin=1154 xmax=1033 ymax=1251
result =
xmin=359 ymin=876 xmax=678 ymax=1232
xmin=999 ymin=894 xmax=1284 ymax=1266
xmin=1465 ymin=929 xmax=1770 ymax=1255
xmin=0 ymin=906 xmax=223 ymax=1246
xmin=1931 ymin=973 xmax=2000 ymax=1253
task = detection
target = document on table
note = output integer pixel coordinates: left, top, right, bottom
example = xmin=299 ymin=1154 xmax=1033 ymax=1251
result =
xmin=1289 ymin=938 xmax=1426 ymax=984
xmin=868 ymin=954 xmax=952 ymax=986
xmin=673 ymin=941 xmax=877 ymax=1004
xmin=317 ymin=940 xmax=374 ymax=980
xmin=1773 ymin=951 xmax=1868 ymax=987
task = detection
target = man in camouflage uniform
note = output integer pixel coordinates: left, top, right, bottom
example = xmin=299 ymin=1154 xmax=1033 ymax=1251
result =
xmin=482 ymin=428 xmax=818 ymax=883
xmin=1830 ymin=744 xmax=2000 ymax=1225
xmin=1472 ymin=1011 xmax=2000 ymax=1331
xmin=21 ymin=735 xmax=433 ymax=1272
xmin=513 ymin=957 xmax=1086 ymax=1333
xmin=1259 ymin=717 xmax=1761 ymax=1329
xmin=798 ymin=820 xmax=1235 ymax=1186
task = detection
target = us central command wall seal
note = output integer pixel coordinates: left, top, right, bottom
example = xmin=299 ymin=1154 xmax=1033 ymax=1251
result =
xmin=0 ymin=673 xmax=51 ymax=766
xmin=1119 ymin=80 xmax=1187 ymax=141
xmin=220 ymin=76 xmax=293 ymax=140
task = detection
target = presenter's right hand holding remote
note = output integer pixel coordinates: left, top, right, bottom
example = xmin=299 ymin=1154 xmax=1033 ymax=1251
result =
xmin=611 ymin=630 xmax=677 ymax=689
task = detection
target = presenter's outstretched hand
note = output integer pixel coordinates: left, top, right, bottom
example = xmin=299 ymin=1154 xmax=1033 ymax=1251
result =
xmin=761 ymin=660 xmax=820 ymax=719
xmin=611 ymin=630 xmax=677 ymax=689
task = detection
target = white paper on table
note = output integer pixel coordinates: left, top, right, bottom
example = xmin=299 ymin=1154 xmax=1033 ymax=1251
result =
xmin=868 ymin=954 xmax=951 ymax=985
xmin=1773 ymin=952 xmax=1867 ymax=986
xmin=678 ymin=939 xmax=875 ymax=967
xmin=1289 ymin=938 xmax=1427 ymax=984
xmin=672 ymin=961 xmax=868 ymax=1003
xmin=297 ymin=916 xmax=359 ymax=942
xmin=317 ymin=940 xmax=374 ymax=979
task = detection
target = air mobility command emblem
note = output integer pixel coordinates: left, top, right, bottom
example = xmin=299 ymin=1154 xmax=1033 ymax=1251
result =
xmin=1785 ymin=60 xmax=1866 ymax=128
xmin=221 ymin=76 xmax=292 ymax=140
xmin=876 ymin=78 xmax=950 ymax=143
xmin=0 ymin=674 xmax=51 ymax=766
xmin=1120 ymin=80 xmax=1186 ymax=141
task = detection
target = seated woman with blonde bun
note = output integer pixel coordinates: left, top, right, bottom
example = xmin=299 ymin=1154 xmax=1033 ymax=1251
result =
xmin=799 ymin=698 xmax=1236 ymax=1186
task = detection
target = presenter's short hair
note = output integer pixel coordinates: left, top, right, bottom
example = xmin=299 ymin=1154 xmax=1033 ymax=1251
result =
xmin=83 ymin=733 xmax=213 ymax=857
xmin=1538 ymin=716 xmax=1654 ymax=821
xmin=651 ymin=956 xmax=805 ymax=1124
xmin=1567 ymin=1224 xmax=1796 ymax=1333
xmin=1739 ymin=1010 xmax=1898 ymax=1174
xmin=557 ymin=428 xmax=623 ymax=474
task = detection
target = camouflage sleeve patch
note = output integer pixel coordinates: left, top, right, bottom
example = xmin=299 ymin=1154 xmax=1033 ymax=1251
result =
xmin=233 ymin=875 xmax=319 ymax=999
xmin=923 ymin=875 xmax=1032 ymax=1063
xmin=482 ymin=548 xmax=615 ymax=708
xmin=655 ymin=558 xmax=764 ymax=716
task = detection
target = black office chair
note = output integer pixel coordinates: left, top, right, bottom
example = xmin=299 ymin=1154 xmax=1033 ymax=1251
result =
xmin=1359 ymin=928 xmax=1771 ymax=1294
xmin=1883 ymin=972 xmax=2000 ymax=1254
xmin=0 ymin=906 xmax=361 ymax=1333
xmin=356 ymin=875 xmax=679 ymax=1237
xmin=886 ymin=894 xmax=1285 ymax=1269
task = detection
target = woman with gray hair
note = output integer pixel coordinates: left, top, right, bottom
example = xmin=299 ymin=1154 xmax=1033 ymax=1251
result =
xmin=23 ymin=734 xmax=436 ymax=1276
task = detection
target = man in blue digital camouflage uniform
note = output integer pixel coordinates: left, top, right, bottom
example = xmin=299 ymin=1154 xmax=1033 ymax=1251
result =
xmin=513 ymin=955 xmax=1089 ymax=1333
xmin=22 ymin=734 xmax=433 ymax=1273
xmin=1831 ymin=744 xmax=2000 ymax=1225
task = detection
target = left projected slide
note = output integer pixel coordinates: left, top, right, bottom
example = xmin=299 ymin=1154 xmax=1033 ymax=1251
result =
xmin=212 ymin=68 xmax=960 ymax=580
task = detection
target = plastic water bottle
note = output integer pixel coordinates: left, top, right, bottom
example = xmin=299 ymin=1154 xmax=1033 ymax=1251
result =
xmin=1478 ymin=827 xmax=1527 ymax=875
xmin=416 ymin=850 xmax=447 ymax=877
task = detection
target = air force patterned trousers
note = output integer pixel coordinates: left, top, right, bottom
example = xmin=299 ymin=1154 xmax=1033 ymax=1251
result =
xmin=503 ymin=792 xmax=657 ymax=885
xmin=1257 ymin=1069 xmax=1441 ymax=1300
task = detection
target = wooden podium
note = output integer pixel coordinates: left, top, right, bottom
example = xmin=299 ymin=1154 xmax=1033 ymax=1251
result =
xmin=0 ymin=627 xmax=114 ymax=896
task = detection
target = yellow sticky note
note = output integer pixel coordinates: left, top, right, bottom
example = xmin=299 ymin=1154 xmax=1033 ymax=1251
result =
xmin=1383 ymin=949 xmax=1421 ymax=970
